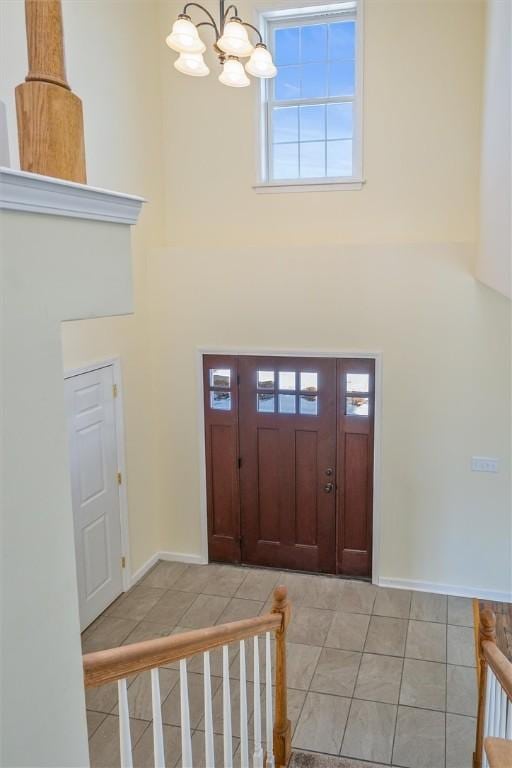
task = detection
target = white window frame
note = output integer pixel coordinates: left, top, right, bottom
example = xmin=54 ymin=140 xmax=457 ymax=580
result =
xmin=254 ymin=0 xmax=364 ymax=193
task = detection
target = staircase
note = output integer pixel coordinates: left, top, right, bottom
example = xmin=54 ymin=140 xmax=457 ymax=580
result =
xmin=83 ymin=586 xmax=292 ymax=767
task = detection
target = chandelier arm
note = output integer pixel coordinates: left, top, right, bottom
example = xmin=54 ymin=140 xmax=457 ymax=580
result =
xmin=241 ymin=21 xmax=263 ymax=44
xmin=182 ymin=3 xmax=220 ymax=37
xmin=196 ymin=21 xmax=219 ymax=40
xmin=222 ymin=4 xmax=239 ymax=22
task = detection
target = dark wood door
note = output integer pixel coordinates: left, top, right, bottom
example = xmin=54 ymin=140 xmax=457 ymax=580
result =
xmin=203 ymin=355 xmax=241 ymax=563
xmin=337 ymin=358 xmax=375 ymax=577
xmin=238 ymin=356 xmax=337 ymax=573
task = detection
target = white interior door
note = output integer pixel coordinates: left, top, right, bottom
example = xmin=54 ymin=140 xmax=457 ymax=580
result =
xmin=65 ymin=365 xmax=123 ymax=630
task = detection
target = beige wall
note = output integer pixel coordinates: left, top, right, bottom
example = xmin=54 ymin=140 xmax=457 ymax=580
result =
xmin=160 ymin=0 xmax=484 ymax=248
xmin=0 ymin=210 xmax=135 ymax=767
xmin=0 ymin=0 xmax=166 ymax=573
xmin=477 ymin=0 xmax=512 ymax=299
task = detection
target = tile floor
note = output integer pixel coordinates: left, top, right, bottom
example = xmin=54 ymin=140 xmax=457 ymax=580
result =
xmin=83 ymin=562 xmax=477 ymax=768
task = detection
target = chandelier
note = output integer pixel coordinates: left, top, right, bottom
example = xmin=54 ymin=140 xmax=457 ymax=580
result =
xmin=166 ymin=1 xmax=277 ymax=87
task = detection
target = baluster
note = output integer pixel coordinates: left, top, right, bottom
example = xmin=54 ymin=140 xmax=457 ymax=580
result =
xmin=253 ymin=635 xmax=264 ymax=768
xmin=498 ymin=685 xmax=507 ymax=738
xmin=239 ymin=640 xmax=249 ymax=768
xmin=476 ymin=609 xmax=497 ymax=768
xmin=118 ymin=679 xmax=133 ymax=768
xmin=489 ymin=672 xmax=497 ymax=736
xmin=265 ymin=632 xmax=275 ymax=768
xmin=150 ymin=669 xmax=165 ymax=768
xmin=223 ymin=645 xmax=233 ymax=768
xmin=506 ymin=699 xmax=512 ymax=739
xmin=203 ymin=652 xmax=215 ymax=768
xmin=180 ymin=659 xmax=193 ymax=768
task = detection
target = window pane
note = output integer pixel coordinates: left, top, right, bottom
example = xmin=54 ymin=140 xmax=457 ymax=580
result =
xmin=300 ymin=394 xmax=318 ymax=415
xmin=300 ymin=372 xmax=318 ymax=392
xmin=301 ymin=24 xmax=327 ymax=63
xmin=279 ymin=394 xmax=296 ymax=414
xmin=327 ymin=103 xmax=353 ymax=140
xmin=258 ymin=370 xmax=275 ymax=389
xmin=273 ymin=107 xmax=299 ymax=143
xmin=327 ymin=140 xmax=352 ymax=177
xmin=347 ymin=373 xmax=369 ymax=392
xmin=275 ymin=27 xmax=300 ymax=66
xmin=273 ymin=143 xmax=299 ymax=180
xmin=275 ymin=66 xmax=300 ymax=100
xmin=329 ymin=60 xmax=355 ymax=97
xmin=329 ymin=21 xmax=356 ymax=60
xmin=209 ymin=369 xmax=230 ymax=388
xmin=257 ymin=393 xmax=275 ymax=413
xmin=210 ymin=391 xmax=231 ymax=411
xmin=279 ymin=371 xmax=296 ymax=390
xmin=299 ymin=105 xmax=325 ymax=141
xmin=301 ymin=62 xmax=327 ymax=99
xmin=300 ymin=142 xmax=325 ymax=178
xmin=346 ymin=396 xmax=369 ymax=416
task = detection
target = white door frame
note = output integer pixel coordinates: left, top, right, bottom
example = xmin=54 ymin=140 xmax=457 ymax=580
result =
xmin=196 ymin=347 xmax=383 ymax=584
xmin=64 ymin=357 xmax=131 ymax=592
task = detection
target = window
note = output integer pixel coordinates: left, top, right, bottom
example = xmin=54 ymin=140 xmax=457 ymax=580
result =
xmin=256 ymin=369 xmax=319 ymax=415
xmin=260 ymin=2 xmax=362 ymax=188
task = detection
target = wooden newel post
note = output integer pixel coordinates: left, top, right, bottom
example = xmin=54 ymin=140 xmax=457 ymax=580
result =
xmin=474 ymin=609 xmax=497 ymax=768
xmin=271 ymin=586 xmax=292 ymax=768
xmin=15 ymin=0 xmax=86 ymax=183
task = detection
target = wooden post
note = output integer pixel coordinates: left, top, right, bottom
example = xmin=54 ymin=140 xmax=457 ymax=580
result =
xmin=15 ymin=0 xmax=86 ymax=183
xmin=271 ymin=586 xmax=292 ymax=768
xmin=474 ymin=609 xmax=497 ymax=768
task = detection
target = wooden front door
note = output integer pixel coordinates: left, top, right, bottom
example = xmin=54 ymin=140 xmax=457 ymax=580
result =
xmin=238 ymin=356 xmax=337 ymax=573
xmin=203 ymin=354 xmax=375 ymax=578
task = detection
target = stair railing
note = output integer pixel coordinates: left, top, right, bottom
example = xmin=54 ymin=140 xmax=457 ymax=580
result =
xmin=474 ymin=608 xmax=512 ymax=768
xmin=83 ymin=585 xmax=291 ymax=768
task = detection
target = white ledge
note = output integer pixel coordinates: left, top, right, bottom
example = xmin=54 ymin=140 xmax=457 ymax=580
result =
xmin=0 ymin=167 xmax=145 ymax=224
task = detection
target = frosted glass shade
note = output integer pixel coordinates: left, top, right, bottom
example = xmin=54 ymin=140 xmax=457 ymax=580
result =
xmin=217 ymin=20 xmax=254 ymax=57
xmin=166 ymin=16 xmax=206 ymax=54
xmin=219 ymin=57 xmax=250 ymax=87
xmin=245 ymin=44 xmax=277 ymax=78
xmin=174 ymin=52 xmax=210 ymax=77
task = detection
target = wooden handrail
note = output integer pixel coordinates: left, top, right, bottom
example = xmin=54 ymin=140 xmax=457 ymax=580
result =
xmin=485 ymin=737 xmax=512 ymax=768
xmin=84 ymin=611 xmax=282 ymax=688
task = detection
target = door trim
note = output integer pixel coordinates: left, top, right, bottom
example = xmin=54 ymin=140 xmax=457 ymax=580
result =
xmin=64 ymin=357 xmax=131 ymax=592
xmin=196 ymin=347 xmax=383 ymax=584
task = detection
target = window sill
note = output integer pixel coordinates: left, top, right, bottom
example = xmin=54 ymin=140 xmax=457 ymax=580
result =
xmin=253 ymin=179 xmax=365 ymax=194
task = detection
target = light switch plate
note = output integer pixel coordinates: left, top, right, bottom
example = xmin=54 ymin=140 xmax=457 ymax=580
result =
xmin=471 ymin=456 xmax=499 ymax=473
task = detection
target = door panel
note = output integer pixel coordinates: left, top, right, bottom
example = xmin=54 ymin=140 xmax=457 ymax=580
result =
xmin=238 ymin=356 xmax=337 ymax=573
xmin=337 ymin=358 xmax=375 ymax=577
xmin=65 ymin=366 xmax=123 ymax=630
xmin=203 ymin=355 xmax=241 ymax=563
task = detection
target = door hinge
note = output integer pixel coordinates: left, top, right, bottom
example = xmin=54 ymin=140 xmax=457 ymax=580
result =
xmin=117 ymin=471 xmax=122 ymax=485
xmin=238 ymin=457 xmax=242 ymax=469
xmin=113 ymin=383 xmax=118 ymax=398
xmin=121 ymin=556 xmax=126 ymax=568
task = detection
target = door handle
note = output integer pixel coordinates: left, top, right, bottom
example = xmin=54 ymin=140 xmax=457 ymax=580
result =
xmin=324 ymin=482 xmax=334 ymax=494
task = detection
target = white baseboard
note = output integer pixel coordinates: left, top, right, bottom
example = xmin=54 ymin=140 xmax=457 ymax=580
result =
xmin=129 ymin=550 xmax=208 ymax=588
xmin=377 ymin=576 xmax=511 ymax=603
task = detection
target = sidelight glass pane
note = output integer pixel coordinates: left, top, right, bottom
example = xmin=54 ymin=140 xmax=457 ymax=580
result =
xmin=210 ymin=391 xmax=231 ymax=411
xmin=257 ymin=370 xmax=275 ymax=389
xmin=279 ymin=394 xmax=296 ymax=414
xmin=346 ymin=396 xmax=369 ymax=416
xmin=300 ymin=372 xmax=318 ymax=392
xmin=279 ymin=371 xmax=296 ymax=390
xmin=257 ymin=393 xmax=275 ymax=413
xmin=209 ymin=369 xmax=230 ymax=388
xmin=346 ymin=373 xmax=369 ymax=393
xmin=300 ymin=394 xmax=318 ymax=415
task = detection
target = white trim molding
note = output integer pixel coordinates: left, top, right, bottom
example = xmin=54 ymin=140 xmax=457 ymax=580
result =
xmin=378 ymin=576 xmax=511 ymax=603
xmin=130 ymin=551 xmax=208 ymax=588
xmin=0 ymin=167 xmax=145 ymax=224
